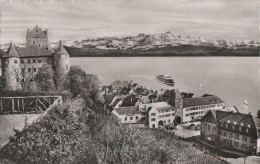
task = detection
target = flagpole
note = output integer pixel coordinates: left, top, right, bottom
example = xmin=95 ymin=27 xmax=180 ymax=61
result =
xmin=244 ymin=98 xmax=248 ymax=113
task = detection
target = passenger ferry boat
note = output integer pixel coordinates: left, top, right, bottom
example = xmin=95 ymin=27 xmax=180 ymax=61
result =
xmin=156 ymin=75 xmax=175 ymax=86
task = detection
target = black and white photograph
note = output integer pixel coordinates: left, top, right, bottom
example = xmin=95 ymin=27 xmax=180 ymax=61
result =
xmin=0 ymin=0 xmax=259 ymax=163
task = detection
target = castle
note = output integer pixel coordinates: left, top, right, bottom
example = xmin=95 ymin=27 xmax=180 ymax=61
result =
xmin=1 ymin=25 xmax=70 ymax=91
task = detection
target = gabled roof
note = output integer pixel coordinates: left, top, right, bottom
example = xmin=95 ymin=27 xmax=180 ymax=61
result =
xmin=183 ymin=96 xmax=224 ymax=108
xmin=2 ymin=42 xmax=20 ymax=58
xmin=111 ymin=98 xmax=121 ymax=108
xmin=104 ymin=94 xmax=116 ymax=105
xmin=113 ymin=106 xmax=140 ymax=115
xmin=201 ymin=110 xmax=216 ymax=123
xmin=181 ymin=92 xmax=194 ymax=98
xmin=121 ymin=96 xmax=140 ymax=107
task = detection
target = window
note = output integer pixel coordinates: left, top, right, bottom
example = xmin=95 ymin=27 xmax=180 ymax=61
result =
xmin=22 ymin=68 xmax=25 ymax=73
xmin=228 ymin=133 xmax=233 ymax=138
xmin=125 ymin=117 xmax=127 ymax=121
xmin=130 ymin=117 xmax=133 ymax=120
xmin=136 ymin=116 xmax=138 ymax=120
xmin=242 ymin=136 xmax=247 ymax=142
xmin=219 ymin=130 xmax=222 ymax=135
xmin=21 ymin=79 xmax=24 ymax=82
xmin=208 ymin=125 xmax=211 ymax=132
xmin=151 ymin=118 xmax=156 ymax=121
xmin=30 ymin=79 xmax=33 ymax=82
xmin=28 ymin=59 xmax=31 ymax=64
xmin=234 ymin=142 xmax=239 ymax=147
xmin=33 ymin=68 xmax=37 ymax=72
xmin=235 ymin=134 xmax=239 ymax=140
xmin=5 ymin=60 xmax=9 ymax=65
xmin=14 ymin=59 xmax=17 ymax=64
xmin=38 ymin=59 xmax=41 ymax=63
xmin=21 ymin=60 xmax=24 ymax=64
xmin=28 ymin=68 xmax=31 ymax=72
xmin=33 ymin=59 xmax=36 ymax=63
xmin=223 ymin=132 xmax=227 ymax=137
xmin=33 ymin=41 xmax=35 ymax=44
xmin=151 ymin=113 xmax=156 ymax=116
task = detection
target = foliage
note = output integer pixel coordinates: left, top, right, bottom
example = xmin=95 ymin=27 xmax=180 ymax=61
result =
xmin=2 ymin=98 xmax=225 ymax=164
xmin=62 ymin=66 xmax=103 ymax=112
xmin=34 ymin=64 xmax=56 ymax=92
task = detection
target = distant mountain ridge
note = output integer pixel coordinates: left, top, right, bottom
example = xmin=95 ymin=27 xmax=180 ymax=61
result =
xmin=1 ymin=31 xmax=259 ymax=57
xmin=60 ymin=31 xmax=259 ymax=50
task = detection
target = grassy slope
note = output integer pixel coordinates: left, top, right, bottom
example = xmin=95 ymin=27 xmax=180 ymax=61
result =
xmin=1 ymin=99 xmax=225 ymax=164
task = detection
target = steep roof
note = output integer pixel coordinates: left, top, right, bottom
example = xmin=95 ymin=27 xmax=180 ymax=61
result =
xmin=55 ymin=41 xmax=69 ymax=56
xmin=111 ymin=98 xmax=121 ymax=108
xmin=104 ymin=94 xmax=116 ymax=105
xmin=2 ymin=42 xmax=20 ymax=58
xmin=201 ymin=110 xmax=217 ymax=123
xmin=183 ymin=96 xmax=224 ymax=108
xmin=114 ymin=106 xmax=140 ymax=115
xmin=17 ymin=46 xmax=53 ymax=57
xmin=121 ymin=96 xmax=140 ymax=107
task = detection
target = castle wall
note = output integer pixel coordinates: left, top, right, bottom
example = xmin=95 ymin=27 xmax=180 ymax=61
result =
xmin=26 ymin=27 xmax=48 ymax=48
xmin=53 ymin=54 xmax=70 ymax=89
xmin=2 ymin=57 xmax=22 ymax=90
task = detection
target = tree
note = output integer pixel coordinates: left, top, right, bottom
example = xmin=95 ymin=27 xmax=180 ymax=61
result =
xmin=34 ymin=63 xmax=56 ymax=92
xmin=62 ymin=66 xmax=102 ymax=111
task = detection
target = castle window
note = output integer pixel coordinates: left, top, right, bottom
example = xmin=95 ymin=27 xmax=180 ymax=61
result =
xmin=30 ymin=79 xmax=33 ymax=82
xmin=38 ymin=59 xmax=42 ymax=63
xmin=33 ymin=68 xmax=37 ymax=72
xmin=33 ymin=41 xmax=35 ymax=44
xmin=22 ymin=68 xmax=25 ymax=73
xmin=5 ymin=60 xmax=9 ymax=65
xmin=151 ymin=113 xmax=156 ymax=116
xmin=14 ymin=59 xmax=17 ymax=64
xmin=28 ymin=59 xmax=31 ymax=63
xmin=151 ymin=118 xmax=156 ymax=121
xmin=33 ymin=59 xmax=36 ymax=63
xmin=21 ymin=60 xmax=24 ymax=64
xmin=28 ymin=68 xmax=31 ymax=72
xmin=22 ymin=79 xmax=24 ymax=82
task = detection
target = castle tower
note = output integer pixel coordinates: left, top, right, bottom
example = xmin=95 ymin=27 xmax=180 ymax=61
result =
xmin=53 ymin=41 xmax=70 ymax=90
xmin=26 ymin=25 xmax=48 ymax=49
xmin=2 ymin=41 xmax=22 ymax=90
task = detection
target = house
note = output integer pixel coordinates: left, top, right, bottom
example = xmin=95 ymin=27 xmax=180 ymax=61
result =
xmin=201 ymin=110 xmax=260 ymax=155
xmin=118 ymin=87 xmax=134 ymax=95
xmin=112 ymin=106 xmax=144 ymax=124
xmin=175 ymin=94 xmax=225 ymax=123
xmin=111 ymin=98 xmax=123 ymax=109
xmin=139 ymin=102 xmax=175 ymax=128
xmin=121 ymin=96 xmax=143 ymax=107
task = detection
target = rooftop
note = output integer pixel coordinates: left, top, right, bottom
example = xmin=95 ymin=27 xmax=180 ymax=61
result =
xmin=183 ymin=96 xmax=224 ymax=108
xmin=113 ymin=106 xmax=140 ymax=115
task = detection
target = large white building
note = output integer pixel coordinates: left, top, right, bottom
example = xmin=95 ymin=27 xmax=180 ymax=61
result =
xmin=140 ymin=102 xmax=175 ymax=128
xmin=175 ymin=94 xmax=225 ymax=123
xmin=112 ymin=106 xmax=144 ymax=124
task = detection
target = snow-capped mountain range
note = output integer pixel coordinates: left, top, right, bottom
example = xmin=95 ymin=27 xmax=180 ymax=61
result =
xmin=1 ymin=31 xmax=259 ymax=51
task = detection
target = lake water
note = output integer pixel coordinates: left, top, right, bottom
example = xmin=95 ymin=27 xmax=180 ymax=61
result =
xmin=70 ymin=57 xmax=260 ymax=115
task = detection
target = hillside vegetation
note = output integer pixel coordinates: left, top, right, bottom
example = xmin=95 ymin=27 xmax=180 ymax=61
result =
xmin=0 ymin=66 xmax=225 ymax=164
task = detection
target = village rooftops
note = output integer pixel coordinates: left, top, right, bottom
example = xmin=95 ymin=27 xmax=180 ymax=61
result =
xmin=113 ymin=106 xmax=140 ymax=115
xmin=16 ymin=46 xmax=53 ymax=57
xmin=183 ymin=95 xmax=224 ymax=108
xmin=121 ymin=96 xmax=140 ymax=107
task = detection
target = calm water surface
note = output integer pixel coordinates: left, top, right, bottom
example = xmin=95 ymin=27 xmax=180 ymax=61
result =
xmin=70 ymin=57 xmax=260 ymax=114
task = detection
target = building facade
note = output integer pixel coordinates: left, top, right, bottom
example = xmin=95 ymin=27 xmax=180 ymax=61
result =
xmin=112 ymin=106 xmax=144 ymax=124
xmin=140 ymin=102 xmax=175 ymax=128
xmin=175 ymin=94 xmax=225 ymax=123
xmin=201 ymin=110 xmax=260 ymax=155
xmin=1 ymin=25 xmax=70 ymax=90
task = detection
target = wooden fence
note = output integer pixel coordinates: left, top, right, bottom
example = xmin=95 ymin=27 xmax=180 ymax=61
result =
xmin=0 ymin=96 xmax=62 ymax=114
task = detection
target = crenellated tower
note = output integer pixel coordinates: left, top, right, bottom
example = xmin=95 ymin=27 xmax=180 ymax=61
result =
xmin=26 ymin=25 xmax=48 ymax=49
xmin=2 ymin=41 xmax=22 ymax=90
xmin=53 ymin=41 xmax=70 ymax=90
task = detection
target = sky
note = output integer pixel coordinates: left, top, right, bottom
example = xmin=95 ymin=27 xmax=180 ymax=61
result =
xmin=0 ymin=0 xmax=259 ymax=43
